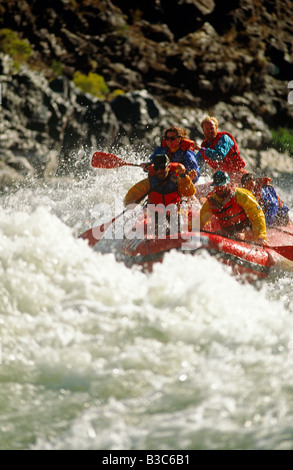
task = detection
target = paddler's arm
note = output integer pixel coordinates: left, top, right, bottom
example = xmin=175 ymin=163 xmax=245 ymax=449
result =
xmin=124 ymin=178 xmax=150 ymax=206
xmin=177 ymin=173 xmax=196 ymax=198
xmin=235 ymin=188 xmax=268 ymax=244
xmin=199 ymin=199 xmax=214 ymax=229
xmin=195 ymin=134 xmax=234 ymax=162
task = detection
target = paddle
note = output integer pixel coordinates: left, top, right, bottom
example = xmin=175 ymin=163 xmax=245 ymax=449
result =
xmin=79 ymin=211 xmax=125 ymax=247
xmin=91 ymin=151 xmax=143 ymax=169
xmin=79 ymin=190 xmax=150 ymax=247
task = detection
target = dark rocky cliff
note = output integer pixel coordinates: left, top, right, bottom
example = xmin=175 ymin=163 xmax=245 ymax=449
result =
xmin=1 ymin=0 xmax=293 ymax=183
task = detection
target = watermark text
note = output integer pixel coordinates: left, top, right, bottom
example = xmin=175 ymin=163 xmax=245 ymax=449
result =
xmin=89 ymin=199 xmax=201 ymax=242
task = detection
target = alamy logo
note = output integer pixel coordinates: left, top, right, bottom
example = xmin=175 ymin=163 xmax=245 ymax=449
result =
xmin=90 ymin=198 xmax=200 ymax=241
xmin=288 ymin=81 xmax=293 ymax=104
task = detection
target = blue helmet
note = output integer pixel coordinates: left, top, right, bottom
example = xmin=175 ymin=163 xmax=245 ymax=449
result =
xmin=211 ymin=170 xmax=230 ymax=186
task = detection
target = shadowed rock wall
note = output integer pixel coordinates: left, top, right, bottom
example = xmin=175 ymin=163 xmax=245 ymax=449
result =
xmin=1 ymin=0 xmax=292 ymax=183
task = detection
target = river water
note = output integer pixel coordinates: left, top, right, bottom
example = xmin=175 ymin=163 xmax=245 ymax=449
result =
xmin=0 ymin=153 xmax=293 ymax=450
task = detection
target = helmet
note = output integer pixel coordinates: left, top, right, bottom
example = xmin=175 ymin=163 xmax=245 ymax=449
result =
xmin=211 ymin=170 xmax=230 ymax=186
xmin=153 ymin=153 xmax=170 ymax=170
xmin=241 ymin=173 xmax=254 ymax=186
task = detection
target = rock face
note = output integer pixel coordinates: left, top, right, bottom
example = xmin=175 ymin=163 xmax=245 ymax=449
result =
xmin=0 ymin=0 xmax=293 ymax=183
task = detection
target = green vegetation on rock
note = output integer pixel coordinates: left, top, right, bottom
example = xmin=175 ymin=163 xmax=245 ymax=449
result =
xmin=73 ymin=71 xmax=110 ymax=100
xmin=271 ymin=127 xmax=293 ymax=157
xmin=0 ymin=29 xmax=32 ymax=69
xmin=73 ymin=71 xmax=125 ymax=101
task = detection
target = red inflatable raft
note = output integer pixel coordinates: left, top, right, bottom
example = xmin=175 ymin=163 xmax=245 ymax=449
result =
xmin=80 ymin=214 xmax=293 ymax=282
xmin=120 ymin=229 xmax=279 ymax=280
xmin=120 ymin=218 xmax=293 ymax=281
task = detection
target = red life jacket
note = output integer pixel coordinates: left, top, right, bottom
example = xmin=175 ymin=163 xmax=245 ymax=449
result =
xmin=201 ymin=132 xmax=245 ymax=174
xmin=207 ymin=187 xmax=250 ymax=232
xmin=148 ymin=163 xmax=182 ymax=206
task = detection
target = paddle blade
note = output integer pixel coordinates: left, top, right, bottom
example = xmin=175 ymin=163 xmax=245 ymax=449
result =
xmin=91 ymin=151 xmax=130 ymax=169
xmin=79 ymin=218 xmax=116 ymax=246
xmin=271 ymin=245 xmax=293 ymax=261
xmin=78 ymin=228 xmax=98 ymax=247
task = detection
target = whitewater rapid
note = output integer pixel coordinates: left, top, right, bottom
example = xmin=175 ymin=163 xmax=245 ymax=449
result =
xmin=0 ymin=160 xmax=293 ymax=450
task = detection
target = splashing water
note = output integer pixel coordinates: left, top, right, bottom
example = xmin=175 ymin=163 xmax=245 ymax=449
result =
xmin=0 ymin=156 xmax=293 ymax=450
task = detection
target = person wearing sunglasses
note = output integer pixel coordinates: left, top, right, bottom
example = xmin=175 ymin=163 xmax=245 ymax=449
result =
xmin=194 ymin=116 xmax=247 ymax=185
xmin=125 ymin=153 xmax=196 ymax=208
xmin=143 ymin=126 xmax=201 ymax=183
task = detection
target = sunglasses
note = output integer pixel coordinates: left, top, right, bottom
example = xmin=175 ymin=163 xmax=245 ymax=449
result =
xmin=154 ymin=164 xmax=168 ymax=171
xmin=164 ymin=136 xmax=179 ymax=141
